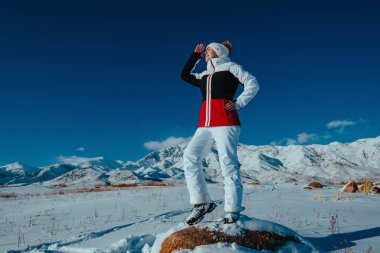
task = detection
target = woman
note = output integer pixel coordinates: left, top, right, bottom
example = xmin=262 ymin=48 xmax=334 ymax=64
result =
xmin=181 ymin=41 xmax=260 ymax=224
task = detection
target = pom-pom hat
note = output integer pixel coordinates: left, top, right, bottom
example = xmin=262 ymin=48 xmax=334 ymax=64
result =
xmin=207 ymin=42 xmax=229 ymax=58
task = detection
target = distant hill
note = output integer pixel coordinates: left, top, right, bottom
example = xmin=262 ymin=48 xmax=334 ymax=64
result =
xmin=1 ymin=136 xmax=379 ymax=186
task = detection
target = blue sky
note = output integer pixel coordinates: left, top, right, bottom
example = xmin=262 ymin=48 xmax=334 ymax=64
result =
xmin=1 ymin=0 xmax=379 ymax=166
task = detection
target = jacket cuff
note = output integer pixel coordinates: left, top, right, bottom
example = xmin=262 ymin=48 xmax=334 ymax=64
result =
xmin=191 ymin=52 xmax=202 ymax=59
xmin=234 ymin=99 xmax=241 ymax=110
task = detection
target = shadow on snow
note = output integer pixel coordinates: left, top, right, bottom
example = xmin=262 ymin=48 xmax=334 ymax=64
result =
xmin=305 ymin=226 xmax=380 ymax=251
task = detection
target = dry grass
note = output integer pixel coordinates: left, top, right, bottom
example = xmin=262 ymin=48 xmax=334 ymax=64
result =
xmin=243 ymin=181 xmax=260 ymax=185
xmin=0 ymin=182 xmax=174 ymax=199
xmin=358 ymin=181 xmax=373 ymax=194
xmin=357 ymin=179 xmax=372 ymax=185
xmin=323 ymin=178 xmax=376 ymax=186
xmin=54 ymin=183 xmax=67 ymax=188
xmin=313 ymin=194 xmax=324 ymax=202
xmin=323 ymin=180 xmax=336 ymax=185
xmin=323 ymin=178 xmax=378 ymax=186
xmin=110 ymin=183 xmax=139 ymax=188
xmin=334 ymin=191 xmax=342 ymax=202
xmin=337 ymin=180 xmax=347 ymax=186
xmin=322 ymin=180 xmax=349 ymax=186
xmin=160 ymin=226 xmax=298 ymax=253
xmin=0 ymin=193 xmax=17 ymax=199
xmin=142 ymin=182 xmax=173 ymax=187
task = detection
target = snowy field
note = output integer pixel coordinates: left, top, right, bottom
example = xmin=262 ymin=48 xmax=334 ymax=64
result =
xmin=1 ymin=183 xmax=379 ymax=252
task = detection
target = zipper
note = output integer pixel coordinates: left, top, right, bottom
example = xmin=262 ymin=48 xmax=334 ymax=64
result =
xmin=205 ymin=60 xmax=215 ymax=126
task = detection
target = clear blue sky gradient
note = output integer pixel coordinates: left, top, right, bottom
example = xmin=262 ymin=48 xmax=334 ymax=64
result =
xmin=1 ymin=1 xmax=379 ymax=166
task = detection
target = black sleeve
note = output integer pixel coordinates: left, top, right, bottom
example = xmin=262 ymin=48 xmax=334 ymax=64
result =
xmin=180 ymin=52 xmax=202 ymax=87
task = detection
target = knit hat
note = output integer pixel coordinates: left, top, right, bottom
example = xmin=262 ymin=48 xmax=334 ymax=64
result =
xmin=206 ymin=42 xmax=230 ymax=57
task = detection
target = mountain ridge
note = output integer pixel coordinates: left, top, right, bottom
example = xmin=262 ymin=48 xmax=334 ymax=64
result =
xmin=1 ymin=136 xmax=379 ymax=186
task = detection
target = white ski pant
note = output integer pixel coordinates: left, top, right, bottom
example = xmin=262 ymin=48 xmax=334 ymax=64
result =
xmin=183 ymin=126 xmax=243 ymax=212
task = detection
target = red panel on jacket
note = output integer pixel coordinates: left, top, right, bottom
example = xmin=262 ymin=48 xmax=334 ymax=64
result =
xmin=198 ymin=99 xmax=241 ymax=127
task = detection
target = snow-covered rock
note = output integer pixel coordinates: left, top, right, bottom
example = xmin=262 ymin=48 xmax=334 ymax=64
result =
xmin=303 ymin=181 xmax=323 ymax=189
xmin=151 ymin=216 xmax=318 ymax=253
xmin=371 ymin=186 xmax=380 ymax=194
xmin=342 ymin=181 xmax=359 ymax=193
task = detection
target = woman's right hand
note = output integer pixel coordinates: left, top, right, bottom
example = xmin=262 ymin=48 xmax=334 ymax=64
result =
xmin=194 ymin=43 xmax=205 ymax=55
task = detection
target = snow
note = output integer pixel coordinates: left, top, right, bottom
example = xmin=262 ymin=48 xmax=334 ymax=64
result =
xmin=1 ymin=182 xmax=379 ymax=252
xmin=1 ymin=136 xmax=380 ymax=252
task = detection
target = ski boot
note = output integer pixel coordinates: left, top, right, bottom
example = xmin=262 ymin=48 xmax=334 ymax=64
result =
xmin=224 ymin=207 xmax=245 ymax=224
xmin=223 ymin=212 xmax=241 ymax=224
xmin=185 ymin=202 xmax=217 ymax=225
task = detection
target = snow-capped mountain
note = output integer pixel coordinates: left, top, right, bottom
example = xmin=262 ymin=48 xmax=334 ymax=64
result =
xmin=34 ymin=164 xmax=77 ymax=182
xmin=0 ymin=162 xmax=38 ymax=175
xmin=0 ymin=162 xmax=40 ymax=185
xmin=132 ymin=145 xmax=185 ymax=181
xmin=1 ymin=136 xmax=379 ymax=186
xmin=237 ymin=137 xmax=380 ymax=183
xmin=131 ymin=136 xmax=380 ymax=184
xmin=57 ymin=156 xmax=123 ymax=170
xmin=0 ymin=157 xmax=122 ymax=186
xmin=43 ymin=168 xmax=139 ymax=187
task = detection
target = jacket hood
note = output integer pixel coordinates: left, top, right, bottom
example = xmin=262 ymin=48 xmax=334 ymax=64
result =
xmin=207 ymin=55 xmax=231 ymax=71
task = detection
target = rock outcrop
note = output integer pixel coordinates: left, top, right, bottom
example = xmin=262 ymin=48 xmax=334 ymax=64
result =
xmin=303 ymin=181 xmax=323 ymax=189
xmin=160 ymin=226 xmax=297 ymax=253
xmin=343 ymin=181 xmax=358 ymax=193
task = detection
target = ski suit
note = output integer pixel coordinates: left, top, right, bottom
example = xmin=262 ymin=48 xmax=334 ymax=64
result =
xmin=181 ymin=51 xmax=259 ymax=212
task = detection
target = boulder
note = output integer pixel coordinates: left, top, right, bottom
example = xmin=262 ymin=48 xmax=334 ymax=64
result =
xmin=342 ymin=181 xmax=358 ymax=193
xmin=303 ymin=181 xmax=323 ymax=190
xmin=371 ymin=186 xmax=380 ymax=194
xmin=160 ymin=226 xmax=298 ymax=253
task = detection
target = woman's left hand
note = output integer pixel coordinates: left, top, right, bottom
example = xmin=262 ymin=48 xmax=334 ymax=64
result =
xmin=225 ymin=100 xmax=237 ymax=111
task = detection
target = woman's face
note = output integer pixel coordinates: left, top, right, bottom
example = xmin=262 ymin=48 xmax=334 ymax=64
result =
xmin=205 ymin=47 xmax=218 ymax=62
